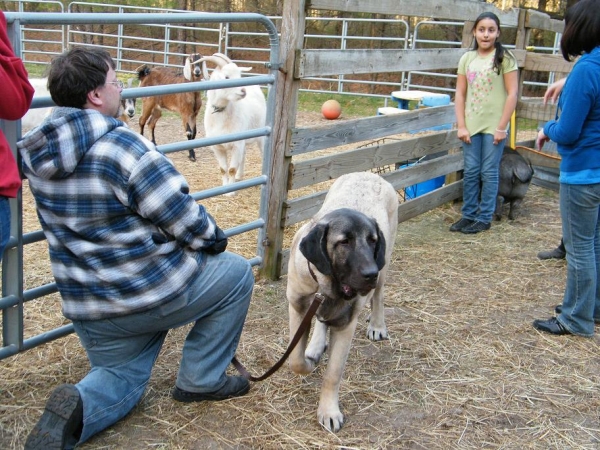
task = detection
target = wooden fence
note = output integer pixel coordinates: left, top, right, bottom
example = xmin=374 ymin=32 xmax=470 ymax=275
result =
xmin=259 ymin=0 xmax=573 ymax=279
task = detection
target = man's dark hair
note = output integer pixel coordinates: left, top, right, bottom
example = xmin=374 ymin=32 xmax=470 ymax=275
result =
xmin=560 ymin=0 xmax=600 ymax=61
xmin=47 ymin=47 xmax=116 ymax=108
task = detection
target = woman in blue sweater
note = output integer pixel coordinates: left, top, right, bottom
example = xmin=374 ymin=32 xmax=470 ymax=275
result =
xmin=533 ymin=0 xmax=600 ymax=336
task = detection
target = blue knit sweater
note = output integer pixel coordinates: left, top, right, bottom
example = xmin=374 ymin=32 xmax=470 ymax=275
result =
xmin=543 ymin=46 xmax=600 ymax=184
xmin=18 ymin=108 xmax=220 ymax=320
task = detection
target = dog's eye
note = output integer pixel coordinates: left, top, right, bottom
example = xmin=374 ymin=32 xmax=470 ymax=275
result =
xmin=368 ymin=236 xmax=377 ymax=245
xmin=338 ymin=238 xmax=350 ymax=246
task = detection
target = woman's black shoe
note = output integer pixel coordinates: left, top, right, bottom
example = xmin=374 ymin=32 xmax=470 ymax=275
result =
xmin=538 ymin=243 xmax=566 ymax=260
xmin=532 ymin=317 xmax=570 ymax=335
xmin=460 ymin=221 xmax=491 ymax=234
xmin=449 ymin=218 xmax=474 ymax=232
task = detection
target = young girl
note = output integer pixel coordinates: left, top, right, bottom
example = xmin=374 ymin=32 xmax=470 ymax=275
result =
xmin=450 ymin=12 xmax=518 ymax=234
xmin=533 ymin=0 xmax=600 ymax=337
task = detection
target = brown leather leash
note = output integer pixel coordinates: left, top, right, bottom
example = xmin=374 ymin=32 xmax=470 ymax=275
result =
xmin=232 ymin=292 xmax=325 ymax=382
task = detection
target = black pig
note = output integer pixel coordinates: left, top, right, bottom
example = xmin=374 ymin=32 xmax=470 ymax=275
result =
xmin=494 ymin=147 xmax=534 ymax=221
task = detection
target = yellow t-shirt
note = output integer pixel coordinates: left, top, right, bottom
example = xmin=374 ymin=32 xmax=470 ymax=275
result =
xmin=457 ymin=49 xmax=518 ymax=135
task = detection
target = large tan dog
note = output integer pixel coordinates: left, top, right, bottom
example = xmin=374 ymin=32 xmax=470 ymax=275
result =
xmin=286 ymin=172 xmax=398 ymax=432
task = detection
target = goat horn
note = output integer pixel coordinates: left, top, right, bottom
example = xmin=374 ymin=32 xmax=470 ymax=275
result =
xmin=212 ymin=53 xmax=232 ymax=64
xmin=194 ymin=55 xmax=229 ymax=68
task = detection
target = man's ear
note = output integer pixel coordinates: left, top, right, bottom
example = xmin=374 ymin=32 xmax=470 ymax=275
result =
xmin=86 ymin=89 xmax=103 ymax=107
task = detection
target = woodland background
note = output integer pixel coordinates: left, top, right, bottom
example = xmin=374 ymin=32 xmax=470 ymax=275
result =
xmin=0 ymin=0 xmax=580 ymax=17
xmin=0 ymin=0 xmax=573 ymax=98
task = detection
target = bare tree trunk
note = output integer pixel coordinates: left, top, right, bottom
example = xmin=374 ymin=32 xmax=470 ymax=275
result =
xmin=538 ymin=0 xmax=548 ymax=12
xmin=177 ymin=0 xmax=188 ymax=56
xmin=368 ymin=14 xmax=385 ymax=94
xmin=247 ymin=0 xmax=261 ymax=13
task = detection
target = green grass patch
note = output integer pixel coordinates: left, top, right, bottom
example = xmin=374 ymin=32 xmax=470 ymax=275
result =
xmin=297 ymin=91 xmax=384 ymax=117
xmin=24 ymin=63 xmax=48 ymax=78
xmin=517 ymin=117 xmax=539 ymax=131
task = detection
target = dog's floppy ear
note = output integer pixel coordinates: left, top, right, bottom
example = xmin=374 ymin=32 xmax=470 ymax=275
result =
xmin=374 ymin=222 xmax=387 ymax=271
xmin=299 ymin=222 xmax=332 ymax=275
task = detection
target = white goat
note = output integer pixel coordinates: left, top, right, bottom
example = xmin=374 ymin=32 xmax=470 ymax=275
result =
xmin=137 ymin=53 xmax=203 ymax=161
xmin=196 ymin=53 xmax=267 ymax=193
xmin=21 ymin=77 xmax=52 ymax=132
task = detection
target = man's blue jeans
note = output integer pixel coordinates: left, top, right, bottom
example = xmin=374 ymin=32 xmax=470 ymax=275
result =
xmin=461 ymin=133 xmax=505 ymax=224
xmin=72 ymin=251 xmax=254 ymax=444
xmin=557 ymin=182 xmax=600 ymax=337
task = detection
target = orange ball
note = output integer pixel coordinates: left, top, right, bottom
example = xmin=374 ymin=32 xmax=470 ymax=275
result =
xmin=321 ymin=99 xmax=341 ymax=120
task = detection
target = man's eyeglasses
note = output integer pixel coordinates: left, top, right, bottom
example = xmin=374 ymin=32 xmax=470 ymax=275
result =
xmin=106 ymin=80 xmax=124 ymax=89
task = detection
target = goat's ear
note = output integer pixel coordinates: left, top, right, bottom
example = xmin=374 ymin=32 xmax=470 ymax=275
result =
xmin=374 ymin=222 xmax=387 ymax=271
xmin=239 ymin=67 xmax=253 ymax=73
xmin=183 ymin=58 xmax=192 ymax=81
xmin=300 ymin=223 xmax=332 ymax=276
xmin=201 ymin=61 xmax=210 ymax=81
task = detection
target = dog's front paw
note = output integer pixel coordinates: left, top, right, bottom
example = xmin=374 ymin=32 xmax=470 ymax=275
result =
xmin=318 ymin=406 xmax=344 ymax=432
xmin=305 ymin=342 xmax=326 ymax=365
xmin=367 ymin=323 xmax=388 ymax=341
xmin=289 ymin=358 xmax=316 ymax=375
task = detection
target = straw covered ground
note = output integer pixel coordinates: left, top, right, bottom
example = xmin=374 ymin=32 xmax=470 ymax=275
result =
xmin=2 ymin=110 xmax=600 ymax=449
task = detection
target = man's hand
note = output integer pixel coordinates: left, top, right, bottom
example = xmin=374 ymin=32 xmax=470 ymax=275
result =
xmin=204 ymin=226 xmax=228 ymax=255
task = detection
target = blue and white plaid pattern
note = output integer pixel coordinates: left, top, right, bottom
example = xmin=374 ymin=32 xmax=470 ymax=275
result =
xmin=18 ymin=108 xmax=219 ymax=320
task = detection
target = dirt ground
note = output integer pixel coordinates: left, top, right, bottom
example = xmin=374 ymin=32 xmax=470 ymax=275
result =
xmin=2 ymin=109 xmax=600 ymax=449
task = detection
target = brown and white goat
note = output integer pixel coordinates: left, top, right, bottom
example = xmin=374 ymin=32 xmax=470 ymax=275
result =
xmin=137 ymin=53 xmax=203 ymax=161
xmin=196 ymin=53 xmax=267 ymax=193
xmin=118 ymin=78 xmax=137 ymax=123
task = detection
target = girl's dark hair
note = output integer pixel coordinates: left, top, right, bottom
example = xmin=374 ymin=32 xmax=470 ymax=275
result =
xmin=47 ymin=47 xmax=116 ymax=108
xmin=471 ymin=11 xmax=513 ymax=74
xmin=560 ymin=0 xmax=600 ymax=61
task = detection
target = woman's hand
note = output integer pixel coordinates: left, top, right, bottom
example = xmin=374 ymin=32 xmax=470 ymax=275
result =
xmin=536 ymin=128 xmax=550 ymax=150
xmin=543 ymin=78 xmax=566 ymax=105
xmin=457 ymin=127 xmax=471 ymax=144
xmin=494 ymin=129 xmax=508 ymax=146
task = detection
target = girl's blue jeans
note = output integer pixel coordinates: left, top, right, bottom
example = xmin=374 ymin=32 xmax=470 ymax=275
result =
xmin=557 ymin=182 xmax=600 ymax=337
xmin=461 ymin=133 xmax=505 ymax=224
xmin=71 ymin=250 xmax=254 ymax=443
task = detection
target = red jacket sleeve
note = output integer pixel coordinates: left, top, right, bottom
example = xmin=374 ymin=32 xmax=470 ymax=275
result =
xmin=0 ymin=11 xmax=34 ymax=120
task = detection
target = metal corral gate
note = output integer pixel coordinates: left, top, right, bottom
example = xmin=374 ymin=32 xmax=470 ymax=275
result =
xmin=0 ymin=11 xmax=280 ymax=360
